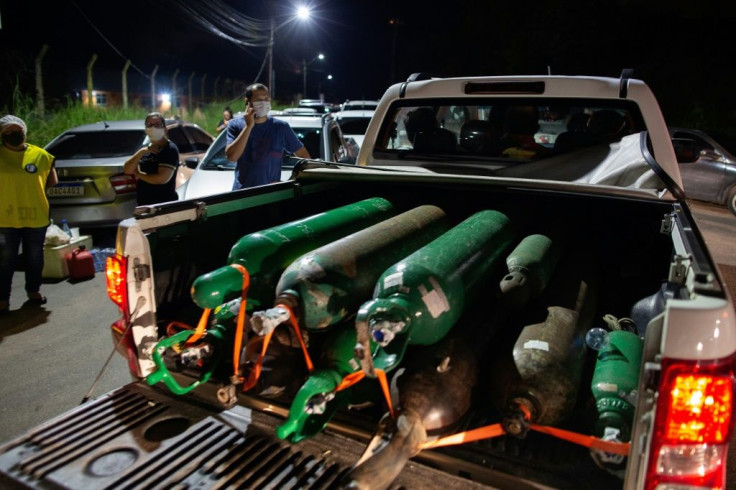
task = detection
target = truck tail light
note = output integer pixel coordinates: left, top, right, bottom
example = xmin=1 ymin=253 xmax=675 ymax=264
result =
xmin=110 ymin=173 xmax=137 ymax=194
xmin=645 ymin=357 xmax=735 ymax=489
xmin=106 ymin=253 xmax=128 ymax=312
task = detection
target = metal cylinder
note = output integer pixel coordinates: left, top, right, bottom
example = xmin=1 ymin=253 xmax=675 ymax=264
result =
xmin=274 ymin=205 xmax=449 ymax=330
xmin=591 ymin=329 xmax=643 ymax=440
xmin=355 ymin=209 xmax=514 ymax=375
xmin=191 ymin=197 xmax=394 ymax=310
xmin=276 ymin=326 xmax=380 ymax=442
xmin=500 ymin=233 xmax=562 ymax=309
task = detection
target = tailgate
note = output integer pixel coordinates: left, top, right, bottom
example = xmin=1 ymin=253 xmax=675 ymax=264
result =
xmin=0 ymin=383 xmax=506 ymax=490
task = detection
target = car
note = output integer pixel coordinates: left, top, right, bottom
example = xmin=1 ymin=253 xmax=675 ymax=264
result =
xmin=46 ymin=119 xmax=214 ymax=228
xmin=670 ymin=127 xmax=736 ymax=215
xmin=179 ymin=113 xmax=357 ymax=200
xmin=340 ymin=99 xmax=379 ymax=111
xmin=297 ymin=99 xmax=332 ymax=114
xmin=334 ymin=108 xmax=375 ymax=149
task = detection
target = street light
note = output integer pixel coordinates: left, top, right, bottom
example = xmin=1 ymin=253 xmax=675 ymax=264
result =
xmin=303 ymin=53 xmax=325 ymax=98
xmin=318 ymin=74 xmax=333 ymax=97
xmin=268 ymin=5 xmax=312 ymax=99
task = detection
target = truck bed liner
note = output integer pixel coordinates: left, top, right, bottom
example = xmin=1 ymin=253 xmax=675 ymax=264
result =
xmin=0 ymin=382 xmax=538 ymax=489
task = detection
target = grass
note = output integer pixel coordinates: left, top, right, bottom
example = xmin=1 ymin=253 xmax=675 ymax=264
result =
xmin=3 ymin=90 xmax=256 ymax=148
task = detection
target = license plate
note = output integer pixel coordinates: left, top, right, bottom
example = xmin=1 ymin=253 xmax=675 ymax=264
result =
xmin=47 ymin=183 xmax=84 ymax=197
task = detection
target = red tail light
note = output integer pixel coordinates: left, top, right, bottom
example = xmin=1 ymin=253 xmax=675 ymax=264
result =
xmin=106 ymin=253 xmax=128 ymax=312
xmin=110 ymin=173 xmax=137 ymax=194
xmin=645 ymin=357 xmax=735 ymax=489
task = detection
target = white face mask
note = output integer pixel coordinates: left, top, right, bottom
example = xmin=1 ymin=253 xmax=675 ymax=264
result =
xmin=145 ymin=126 xmax=166 ymax=142
xmin=252 ymin=101 xmax=271 ymax=118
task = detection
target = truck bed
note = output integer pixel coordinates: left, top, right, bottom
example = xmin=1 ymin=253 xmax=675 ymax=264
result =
xmin=0 ymin=380 xmax=622 ymax=489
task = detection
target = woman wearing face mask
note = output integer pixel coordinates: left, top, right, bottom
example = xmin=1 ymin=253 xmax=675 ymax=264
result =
xmin=225 ymin=83 xmax=310 ymax=190
xmin=124 ymin=112 xmax=180 ymax=205
xmin=0 ymin=114 xmax=59 ymax=314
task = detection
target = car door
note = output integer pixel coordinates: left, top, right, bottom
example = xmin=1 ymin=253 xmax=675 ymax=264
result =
xmin=672 ymin=130 xmax=726 ymax=202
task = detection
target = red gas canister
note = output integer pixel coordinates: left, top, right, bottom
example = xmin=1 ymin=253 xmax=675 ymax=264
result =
xmin=66 ymin=245 xmax=96 ymax=280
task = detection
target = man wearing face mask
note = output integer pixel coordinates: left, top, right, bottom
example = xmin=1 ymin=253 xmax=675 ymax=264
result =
xmin=225 ymin=83 xmax=310 ymax=189
xmin=123 ymin=112 xmax=180 ymax=205
xmin=0 ymin=114 xmax=59 ymax=314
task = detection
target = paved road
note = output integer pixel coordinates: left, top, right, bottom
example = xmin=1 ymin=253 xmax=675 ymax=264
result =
xmin=0 ymin=202 xmax=734 ymax=478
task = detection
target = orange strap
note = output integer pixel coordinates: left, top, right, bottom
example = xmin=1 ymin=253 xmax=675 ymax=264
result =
xmin=280 ymin=303 xmax=314 ymax=372
xmin=335 ymin=368 xmax=394 ymax=418
xmin=185 ymin=307 xmax=212 ymax=344
xmin=420 ymin=423 xmax=506 ymax=449
xmin=375 ymin=369 xmax=394 ymax=419
xmin=336 ymin=371 xmax=366 ymax=391
xmin=241 ymin=330 xmax=275 ymax=391
xmin=418 ymin=421 xmax=630 ymax=455
xmin=240 ymin=302 xmax=315 ymax=392
xmin=229 ymin=264 xmax=250 ymax=379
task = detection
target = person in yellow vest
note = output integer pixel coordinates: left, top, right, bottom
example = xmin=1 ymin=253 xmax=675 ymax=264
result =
xmin=0 ymin=115 xmax=58 ymax=314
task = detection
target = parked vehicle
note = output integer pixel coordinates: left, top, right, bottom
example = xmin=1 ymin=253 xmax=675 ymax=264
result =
xmin=180 ymin=113 xmax=357 ymax=200
xmin=2 ymin=73 xmax=734 ymax=490
xmin=341 ymin=99 xmax=379 ymax=111
xmin=46 ymin=119 xmax=213 ymax=227
xmin=334 ymin=108 xmax=375 ymax=148
xmin=670 ymin=127 xmax=736 ymax=215
xmin=297 ymin=98 xmax=332 ymax=114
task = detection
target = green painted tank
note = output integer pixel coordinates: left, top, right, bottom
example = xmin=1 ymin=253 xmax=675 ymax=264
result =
xmin=268 ymin=205 xmax=449 ymax=331
xmin=500 ymin=233 xmax=563 ymax=309
xmin=591 ymin=329 xmax=643 ymax=440
xmin=275 ymin=325 xmax=386 ymax=443
xmin=190 ymin=197 xmax=395 ymax=310
xmin=354 ymin=209 xmax=515 ymax=377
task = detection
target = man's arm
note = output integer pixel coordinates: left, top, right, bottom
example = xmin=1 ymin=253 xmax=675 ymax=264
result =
xmin=294 ymin=146 xmax=311 ymax=159
xmin=45 ymin=162 xmax=58 ymax=189
xmin=225 ymin=106 xmax=255 ymax=162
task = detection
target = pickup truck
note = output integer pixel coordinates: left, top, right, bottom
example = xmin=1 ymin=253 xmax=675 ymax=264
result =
xmin=1 ymin=72 xmax=734 ymax=490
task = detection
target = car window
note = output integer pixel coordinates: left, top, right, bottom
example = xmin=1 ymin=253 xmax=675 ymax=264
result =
xmin=201 ymin=134 xmax=235 ymax=170
xmin=292 ymin=128 xmax=322 ymax=162
xmin=336 ymin=117 xmax=371 ymax=135
xmin=168 ymin=126 xmax=193 ymax=153
xmin=46 ymin=130 xmax=145 ymax=158
xmin=184 ymin=126 xmax=214 ymax=152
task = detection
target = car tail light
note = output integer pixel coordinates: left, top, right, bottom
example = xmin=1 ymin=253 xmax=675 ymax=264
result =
xmin=106 ymin=253 xmax=128 ymax=313
xmin=645 ymin=357 xmax=735 ymax=489
xmin=110 ymin=173 xmax=137 ymax=194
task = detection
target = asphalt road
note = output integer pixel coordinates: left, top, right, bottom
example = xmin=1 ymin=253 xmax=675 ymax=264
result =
xmin=0 ymin=201 xmax=734 ymax=481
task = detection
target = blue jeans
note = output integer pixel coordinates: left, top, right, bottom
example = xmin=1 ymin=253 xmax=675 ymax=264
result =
xmin=0 ymin=227 xmax=48 ymax=301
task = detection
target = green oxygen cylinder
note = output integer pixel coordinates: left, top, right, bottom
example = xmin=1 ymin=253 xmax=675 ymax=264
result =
xmin=499 ymin=233 xmax=563 ymax=309
xmin=275 ymin=325 xmax=386 ymax=443
xmin=190 ymin=197 xmax=395 ymax=311
xmin=354 ymin=209 xmax=515 ymax=377
xmin=589 ymin=329 xmax=643 ymax=473
xmin=252 ymin=205 xmax=449 ymax=334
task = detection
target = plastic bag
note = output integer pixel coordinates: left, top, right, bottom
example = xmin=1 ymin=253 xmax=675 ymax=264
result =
xmin=45 ymin=223 xmax=71 ymax=246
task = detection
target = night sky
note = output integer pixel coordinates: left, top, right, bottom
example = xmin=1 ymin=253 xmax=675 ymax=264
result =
xmin=2 ymin=0 xmax=736 ymax=137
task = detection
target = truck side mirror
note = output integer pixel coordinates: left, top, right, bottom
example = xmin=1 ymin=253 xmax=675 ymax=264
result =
xmin=184 ymin=157 xmax=200 ymax=169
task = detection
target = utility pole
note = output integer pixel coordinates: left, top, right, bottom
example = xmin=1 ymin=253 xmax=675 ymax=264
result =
xmin=150 ymin=65 xmax=159 ymax=110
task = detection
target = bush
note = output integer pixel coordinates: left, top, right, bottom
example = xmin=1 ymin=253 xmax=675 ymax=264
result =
xmin=3 ymin=90 xmax=252 ymax=147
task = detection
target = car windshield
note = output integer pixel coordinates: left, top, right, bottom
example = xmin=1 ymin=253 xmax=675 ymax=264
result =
xmin=337 ymin=117 xmax=371 ymax=135
xmin=373 ymin=97 xmax=665 ymax=191
xmin=46 ymin=130 xmax=145 ymax=158
xmin=202 ymin=126 xmax=321 ymax=171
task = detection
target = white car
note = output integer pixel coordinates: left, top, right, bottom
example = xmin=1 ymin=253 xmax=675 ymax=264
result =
xmin=341 ymin=99 xmax=379 ymax=111
xmin=334 ymin=109 xmax=375 ymax=149
xmin=180 ymin=113 xmax=356 ymax=200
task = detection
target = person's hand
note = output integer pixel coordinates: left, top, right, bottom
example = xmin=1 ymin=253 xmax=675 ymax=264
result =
xmin=245 ymin=103 xmax=255 ymax=127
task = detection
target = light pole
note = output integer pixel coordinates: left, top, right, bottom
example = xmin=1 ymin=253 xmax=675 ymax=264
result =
xmin=302 ymin=53 xmax=325 ymax=99
xmin=318 ymin=74 xmax=333 ymax=98
xmin=268 ymin=6 xmax=311 ymax=99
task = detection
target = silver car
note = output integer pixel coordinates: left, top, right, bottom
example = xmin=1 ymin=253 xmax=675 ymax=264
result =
xmin=670 ymin=127 xmax=736 ymax=215
xmin=46 ymin=119 xmax=214 ymax=227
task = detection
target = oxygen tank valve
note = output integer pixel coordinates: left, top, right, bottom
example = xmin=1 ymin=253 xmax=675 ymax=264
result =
xmin=305 ymin=391 xmax=335 ymax=415
xmin=251 ymin=305 xmax=292 ymax=336
xmin=371 ymin=319 xmax=406 ymax=347
xmin=503 ymin=397 xmax=537 ymax=438
xmin=179 ymin=343 xmax=214 ymax=367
